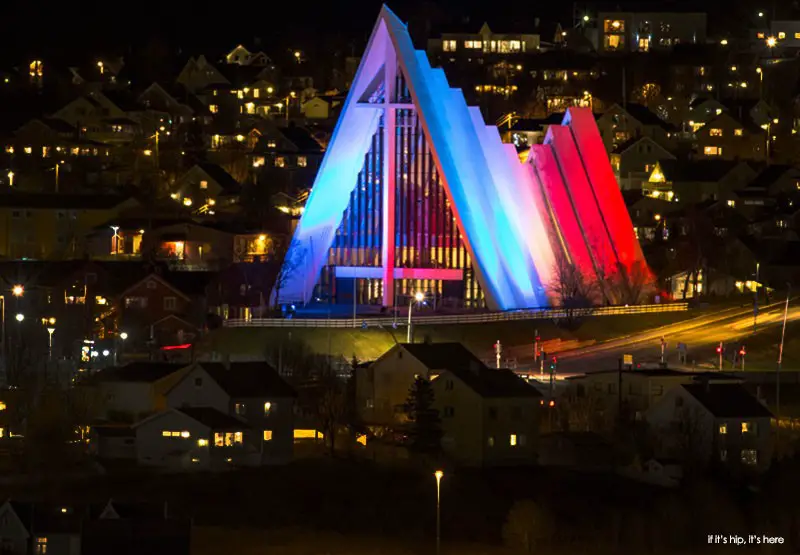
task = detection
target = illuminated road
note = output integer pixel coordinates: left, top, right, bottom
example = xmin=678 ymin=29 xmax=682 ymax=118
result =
xmin=516 ymin=300 xmax=800 ymax=374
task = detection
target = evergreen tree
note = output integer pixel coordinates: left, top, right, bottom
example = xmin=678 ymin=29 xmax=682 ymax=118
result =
xmin=404 ymin=376 xmax=442 ymax=455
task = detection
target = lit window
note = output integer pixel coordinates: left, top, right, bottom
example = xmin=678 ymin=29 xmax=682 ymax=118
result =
xmin=235 ymin=403 xmax=246 ymax=415
xmin=161 ymin=430 xmax=171 ymax=437
xmin=24 ymin=147 xmax=31 ymax=154
xmin=214 ymin=433 xmax=224 ymax=447
xmin=234 ymin=432 xmax=242 ymax=444
xmin=5 ymin=145 xmax=12 ymax=154
xmin=795 ymin=33 xmax=800 ymax=39
xmin=741 ymin=421 xmax=752 ymax=433
xmin=741 ymin=449 xmax=758 ymax=465
xmin=264 ymin=402 xmax=272 ymax=415
xmin=252 ymin=156 xmax=265 ymax=168
xmin=727 ymin=200 xmax=736 ymax=208
xmin=297 ymin=155 xmax=307 ymax=167
xmin=604 ymin=19 xmax=625 ymax=32
xmin=464 ymin=40 xmax=482 ymax=49
xmin=209 ymin=104 xmax=219 ymax=113
xmin=487 ymin=436 xmax=495 ymax=447
xmin=0 ymin=402 xmax=5 ymax=411
xmin=199 ymin=180 xmax=208 ymax=189
xmin=34 ymin=537 xmax=47 ymax=555
xmin=719 ymin=423 xmax=727 ymax=434
xmin=263 ymin=430 xmax=273 ymax=441
xmin=253 ymin=88 xmax=260 ymax=98
xmin=638 ymin=37 xmax=650 ymax=52
xmin=275 ymin=156 xmax=285 ymax=168
xmin=180 ymin=431 xmax=190 ymax=438
xmin=508 ymin=40 xmax=521 ymax=52
xmin=442 ymin=40 xmax=457 ymax=52
xmin=734 ymin=129 xmax=743 ymax=136
xmin=757 ymin=32 xmax=765 ymax=39
xmin=198 ymin=438 xmax=208 ymax=447
xmin=703 ymin=146 xmax=722 ymax=156
xmin=709 ymin=128 xmax=723 ymax=137
xmin=779 ymin=32 xmax=786 ymax=39
xmin=294 ymin=429 xmax=323 ymax=440
xmin=510 ymin=434 xmax=518 ymax=446
xmin=267 ymin=140 xmax=276 ymax=148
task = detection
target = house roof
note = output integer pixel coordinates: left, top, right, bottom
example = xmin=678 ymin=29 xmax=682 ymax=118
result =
xmin=118 ymin=273 xmax=191 ymax=302
xmin=277 ymin=125 xmax=324 ymax=152
xmin=6 ymin=501 xmax=82 ymax=534
xmin=612 ymin=135 xmax=672 ymax=155
xmin=623 ymin=103 xmax=675 ymax=131
xmin=448 ymin=367 xmax=542 ymax=399
xmin=96 ymin=362 xmax=186 ymax=383
xmin=681 ymin=383 xmax=773 ymax=418
xmin=746 ymin=164 xmax=794 ymax=190
xmin=657 ymin=159 xmax=745 ymax=182
xmin=198 ymin=362 xmax=297 ymax=398
xmin=195 ymin=163 xmax=240 ymax=193
xmin=91 ymin=424 xmax=135 ymax=438
xmin=162 ymin=271 xmax=214 ymax=297
xmin=176 ymin=406 xmax=250 ymax=429
xmin=0 ymin=193 xmax=133 ymax=210
xmin=401 ymin=342 xmax=485 ymax=372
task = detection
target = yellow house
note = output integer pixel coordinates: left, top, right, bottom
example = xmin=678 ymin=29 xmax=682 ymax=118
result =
xmin=356 ymin=342 xmax=542 ymax=466
xmin=0 ymin=194 xmax=139 ymax=260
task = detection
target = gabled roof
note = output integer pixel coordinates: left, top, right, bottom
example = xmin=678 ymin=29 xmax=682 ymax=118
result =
xmin=681 ymin=383 xmax=772 ymax=418
xmin=197 ymin=362 xmax=297 ymax=398
xmin=176 ymin=406 xmax=250 ymax=429
xmin=96 ymin=362 xmax=186 ymax=383
xmin=746 ymin=164 xmax=795 ymax=189
xmin=118 ymin=273 xmax=191 ymax=302
xmin=657 ymin=159 xmax=746 ymax=182
xmin=277 ymin=125 xmax=324 ymax=152
xmin=399 ymin=342 xmax=485 ymax=372
xmin=447 ymin=367 xmax=542 ymax=399
xmin=612 ymin=135 xmax=673 ymax=156
xmin=195 ymin=163 xmax=240 ymax=193
xmin=622 ymin=103 xmax=676 ymax=131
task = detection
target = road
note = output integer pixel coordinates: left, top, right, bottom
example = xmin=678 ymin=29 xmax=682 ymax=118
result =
xmin=520 ymin=299 xmax=799 ymax=375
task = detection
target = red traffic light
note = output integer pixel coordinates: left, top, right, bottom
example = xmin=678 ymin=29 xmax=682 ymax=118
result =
xmin=716 ymin=346 xmax=722 ymax=354
xmin=739 ymin=348 xmax=746 ymax=356
xmin=552 ymin=356 xmax=557 ymax=363
xmin=535 ymin=336 xmax=541 ymax=342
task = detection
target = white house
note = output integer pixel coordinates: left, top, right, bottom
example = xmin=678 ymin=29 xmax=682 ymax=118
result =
xmin=165 ymin=361 xmax=296 ymax=464
xmin=134 ymin=407 xmax=257 ymax=471
xmin=646 ymin=383 xmax=773 ymax=472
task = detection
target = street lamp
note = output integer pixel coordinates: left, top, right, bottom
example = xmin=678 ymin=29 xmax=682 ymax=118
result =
xmin=47 ymin=327 xmax=55 ymax=361
xmin=434 ymin=470 xmax=443 ymax=555
xmin=767 ymin=36 xmax=777 ymax=48
xmin=11 ymin=285 xmax=23 ymax=297
xmin=110 ymin=226 xmax=120 ymax=255
xmin=15 ymin=313 xmax=23 ymax=322
xmin=120 ymin=332 xmax=128 ymax=341
xmin=407 ymin=291 xmax=425 ymax=343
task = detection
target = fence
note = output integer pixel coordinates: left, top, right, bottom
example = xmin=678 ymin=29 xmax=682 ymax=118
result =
xmin=222 ymin=302 xmax=689 ymax=329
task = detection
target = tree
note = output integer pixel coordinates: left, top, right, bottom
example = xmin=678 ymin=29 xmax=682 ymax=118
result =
xmin=272 ymin=239 xmax=307 ymax=310
xmin=313 ymin=368 xmax=347 ymax=456
xmin=549 ymin=252 xmax=597 ymax=328
xmin=608 ymin=260 xmax=656 ymax=305
xmin=404 ymin=376 xmax=442 ymax=455
xmin=502 ymin=500 xmax=555 ymax=553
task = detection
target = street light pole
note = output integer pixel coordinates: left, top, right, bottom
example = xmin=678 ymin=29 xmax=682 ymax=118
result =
xmin=407 ymin=292 xmax=424 ymax=343
xmin=47 ymin=327 xmax=55 ymax=361
xmin=754 ymin=262 xmax=760 ymax=334
xmin=434 ymin=470 xmax=443 ymax=555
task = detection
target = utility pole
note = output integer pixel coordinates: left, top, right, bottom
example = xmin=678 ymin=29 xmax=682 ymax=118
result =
xmin=777 ymin=285 xmax=790 ymax=434
xmin=660 ymin=336 xmax=666 ymax=365
xmin=753 ymin=262 xmax=760 ymax=334
xmin=495 ymin=340 xmax=502 ymax=369
xmin=717 ymin=342 xmax=723 ymax=371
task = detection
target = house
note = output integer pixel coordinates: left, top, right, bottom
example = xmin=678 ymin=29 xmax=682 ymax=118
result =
xmin=51 ymin=91 xmax=140 ymax=145
xmin=429 ymin=362 xmax=541 ymax=466
xmin=170 ymin=163 xmax=240 ymax=208
xmin=595 ymin=12 xmax=706 ymax=52
xmin=225 ymin=45 xmax=273 ymax=67
xmin=745 ymin=164 xmax=800 ymax=196
xmin=81 ymin=500 xmax=191 ymax=555
xmin=0 ymin=194 xmax=139 ymax=260
xmin=596 ymin=103 xmax=675 ymax=153
xmin=426 ymin=22 xmax=540 ymax=63
xmin=644 ymin=159 xmax=756 ymax=203
xmin=142 ymin=221 xmax=237 ymax=271
xmin=689 ymin=98 xmax=772 ymax=129
xmin=624 ymin=191 xmax=678 ymax=242
xmin=301 ymin=96 xmax=343 ymax=120
xmin=134 ymin=406 xmax=260 ymax=470
xmin=176 ymin=55 xmax=230 ymax=94
xmin=694 ymin=112 xmax=765 ymax=162
xmin=251 ymin=124 xmax=324 ymax=174
xmin=610 ymin=136 xmax=676 ymax=190
xmin=0 ymin=500 xmax=81 ymax=555
xmin=646 ymin=383 xmax=773 ymax=472
xmin=88 ymin=425 xmax=137 ymax=460
xmin=356 ymin=342 xmax=487 ymax=426
xmin=564 ymin=369 xmax=742 ymax=426
xmin=93 ymin=362 xmax=189 ymax=421
xmin=114 ymin=272 xmax=211 ymax=350
xmin=165 ymin=361 xmax=296 ymax=464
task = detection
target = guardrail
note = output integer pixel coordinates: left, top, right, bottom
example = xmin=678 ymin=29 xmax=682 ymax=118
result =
xmin=222 ymin=302 xmax=689 ymax=328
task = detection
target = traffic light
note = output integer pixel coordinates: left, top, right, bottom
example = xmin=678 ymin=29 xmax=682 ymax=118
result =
xmin=716 ymin=345 xmax=723 ymax=354
xmin=739 ymin=346 xmax=746 ymax=356
xmin=549 ymin=356 xmax=558 ymax=371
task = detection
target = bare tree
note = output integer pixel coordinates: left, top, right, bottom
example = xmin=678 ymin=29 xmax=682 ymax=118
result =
xmin=272 ymin=239 xmax=307 ymax=310
xmin=548 ymin=252 xmax=598 ymax=328
xmin=608 ymin=260 xmax=656 ymax=306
